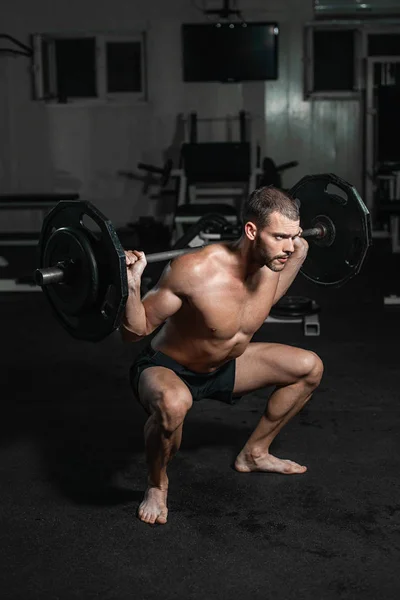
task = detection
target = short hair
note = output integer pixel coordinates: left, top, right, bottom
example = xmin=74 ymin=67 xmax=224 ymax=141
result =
xmin=241 ymin=186 xmax=300 ymax=229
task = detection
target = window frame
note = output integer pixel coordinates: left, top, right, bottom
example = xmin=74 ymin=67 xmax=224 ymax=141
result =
xmin=304 ymin=22 xmax=363 ymax=100
xmin=304 ymin=20 xmax=400 ymax=100
xmin=32 ymin=30 xmax=147 ymax=105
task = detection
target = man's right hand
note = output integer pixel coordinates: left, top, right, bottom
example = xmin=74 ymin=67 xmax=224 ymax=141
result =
xmin=125 ymin=250 xmax=147 ymax=288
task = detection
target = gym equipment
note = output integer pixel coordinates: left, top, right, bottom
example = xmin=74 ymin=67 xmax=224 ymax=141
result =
xmin=34 ymin=173 xmax=372 ymax=342
xmin=259 ymin=157 xmax=299 ymax=188
xmin=118 ymin=159 xmax=173 ymax=195
xmin=35 ymin=202 xmax=128 ymax=342
xmin=171 ymin=213 xmax=229 ymax=250
xmin=269 ymin=295 xmax=321 ymax=337
xmin=291 ymin=174 xmax=372 ymax=287
xmin=137 ymin=159 xmax=173 ymax=190
xmin=181 ymin=142 xmax=251 ymax=184
xmin=0 ymin=193 xmax=80 ymax=293
xmin=270 ymin=296 xmax=320 ymax=318
xmin=188 ymin=110 xmax=248 ymax=144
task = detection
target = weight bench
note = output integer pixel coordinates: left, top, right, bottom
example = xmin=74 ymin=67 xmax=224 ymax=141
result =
xmin=171 ymin=142 xmax=258 ymax=244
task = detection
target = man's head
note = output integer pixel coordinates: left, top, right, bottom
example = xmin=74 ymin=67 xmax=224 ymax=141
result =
xmin=240 ymin=186 xmax=301 ymax=272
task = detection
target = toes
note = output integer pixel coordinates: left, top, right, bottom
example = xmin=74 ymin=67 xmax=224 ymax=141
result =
xmin=156 ymin=510 xmax=168 ymax=525
xmin=138 ymin=508 xmax=152 ymax=524
xmin=146 ymin=511 xmax=156 ymax=524
xmin=286 ymin=460 xmax=307 ymax=473
xmin=142 ymin=512 xmax=155 ymax=525
xmin=138 ymin=505 xmax=168 ymax=525
xmin=291 ymin=464 xmax=307 ymax=474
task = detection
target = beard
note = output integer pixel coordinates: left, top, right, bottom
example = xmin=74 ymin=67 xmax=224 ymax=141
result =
xmin=254 ymin=236 xmax=287 ymax=271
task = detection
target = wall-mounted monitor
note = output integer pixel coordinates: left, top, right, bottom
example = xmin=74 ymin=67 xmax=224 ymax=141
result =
xmin=182 ymin=22 xmax=279 ymax=83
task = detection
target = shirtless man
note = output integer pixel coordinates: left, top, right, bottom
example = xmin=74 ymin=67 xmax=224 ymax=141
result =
xmin=121 ymin=186 xmax=324 ymax=525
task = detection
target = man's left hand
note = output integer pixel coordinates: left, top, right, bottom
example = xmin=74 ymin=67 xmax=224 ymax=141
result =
xmin=293 ymin=228 xmax=309 ymax=256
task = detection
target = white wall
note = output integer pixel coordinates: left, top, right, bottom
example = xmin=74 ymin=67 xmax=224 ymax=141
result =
xmin=0 ymin=0 xmax=362 ymax=231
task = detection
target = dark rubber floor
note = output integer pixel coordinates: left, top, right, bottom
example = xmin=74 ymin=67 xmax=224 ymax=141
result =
xmin=1 ymin=239 xmax=399 ymax=599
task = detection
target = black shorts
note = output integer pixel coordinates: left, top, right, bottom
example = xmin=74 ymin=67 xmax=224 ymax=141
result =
xmin=130 ymin=343 xmax=239 ymax=405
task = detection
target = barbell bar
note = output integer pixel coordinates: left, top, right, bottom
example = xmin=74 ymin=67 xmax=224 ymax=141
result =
xmin=34 ymin=221 xmax=329 ymax=288
xmin=33 ymin=173 xmax=372 ymax=342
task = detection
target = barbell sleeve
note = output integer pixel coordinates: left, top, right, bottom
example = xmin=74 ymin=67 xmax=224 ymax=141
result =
xmin=302 ymin=225 xmax=326 ymax=240
xmin=35 ymin=265 xmax=65 ymax=286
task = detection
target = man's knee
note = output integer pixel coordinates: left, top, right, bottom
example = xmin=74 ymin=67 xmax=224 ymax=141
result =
xmin=301 ymin=351 xmax=324 ymax=388
xmin=155 ymin=388 xmax=193 ymax=434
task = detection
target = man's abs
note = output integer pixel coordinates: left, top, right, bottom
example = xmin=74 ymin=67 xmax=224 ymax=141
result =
xmin=151 ymin=321 xmax=250 ymax=374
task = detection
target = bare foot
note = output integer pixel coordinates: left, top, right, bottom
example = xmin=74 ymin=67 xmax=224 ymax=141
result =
xmin=138 ymin=486 xmax=168 ymax=525
xmin=234 ymin=451 xmax=307 ymax=475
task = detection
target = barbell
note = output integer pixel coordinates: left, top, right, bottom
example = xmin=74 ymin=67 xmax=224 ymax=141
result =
xmin=34 ymin=173 xmax=372 ymax=342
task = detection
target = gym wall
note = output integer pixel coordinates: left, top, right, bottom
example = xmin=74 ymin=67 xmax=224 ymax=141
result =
xmin=0 ymin=0 xmax=362 ymax=231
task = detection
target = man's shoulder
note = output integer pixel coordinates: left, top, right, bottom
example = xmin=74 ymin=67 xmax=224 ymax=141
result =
xmin=166 ymin=244 xmax=228 ymax=294
xmin=171 ymin=244 xmax=226 ymax=274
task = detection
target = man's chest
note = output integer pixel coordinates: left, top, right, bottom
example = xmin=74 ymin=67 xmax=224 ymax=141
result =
xmin=186 ymin=275 xmax=278 ymax=338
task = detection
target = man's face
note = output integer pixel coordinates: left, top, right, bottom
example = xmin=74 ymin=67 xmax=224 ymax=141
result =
xmin=248 ymin=211 xmax=301 ymax=272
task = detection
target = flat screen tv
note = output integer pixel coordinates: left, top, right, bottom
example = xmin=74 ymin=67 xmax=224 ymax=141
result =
xmin=182 ymin=22 xmax=279 ymax=83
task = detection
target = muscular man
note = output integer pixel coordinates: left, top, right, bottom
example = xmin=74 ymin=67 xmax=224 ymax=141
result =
xmin=121 ymin=186 xmax=324 ymax=525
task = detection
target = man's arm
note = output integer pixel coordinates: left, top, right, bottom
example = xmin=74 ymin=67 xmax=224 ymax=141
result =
xmin=120 ymin=255 xmax=190 ymax=342
xmin=272 ymin=237 xmax=309 ymax=306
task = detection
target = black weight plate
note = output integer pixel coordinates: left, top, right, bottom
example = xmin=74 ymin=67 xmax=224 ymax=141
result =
xmin=43 ymin=227 xmax=99 ymax=316
xmin=273 ymin=295 xmax=314 ymax=312
xmin=290 ymin=174 xmax=372 ymax=287
xmin=270 ymin=296 xmax=320 ymax=318
xmin=37 ymin=201 xmax=128 ymax=341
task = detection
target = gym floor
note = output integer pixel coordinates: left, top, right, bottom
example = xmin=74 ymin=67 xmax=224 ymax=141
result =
xmin=1 ymin=237 xmax=400 ymax=600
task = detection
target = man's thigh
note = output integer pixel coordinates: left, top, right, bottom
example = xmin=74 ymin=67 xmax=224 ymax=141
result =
xmin=233 ymin=342 xmax=319 ymax=396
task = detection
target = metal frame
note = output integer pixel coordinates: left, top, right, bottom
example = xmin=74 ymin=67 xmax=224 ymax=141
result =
xmin=364 ymin=55 xmax=400 ymax=244
xmin=265 ymin=314 xmax=320 ymax=337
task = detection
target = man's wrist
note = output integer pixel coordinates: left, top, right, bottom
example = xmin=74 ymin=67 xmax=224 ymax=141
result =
xmin=291 ymin=248 xmax=308 ymax=262
xmin=128 ymin=279 xmax=142 ymax=294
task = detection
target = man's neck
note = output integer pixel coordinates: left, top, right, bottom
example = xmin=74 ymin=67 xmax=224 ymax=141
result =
xmin=228 ymin=237 xmax=263 ymax=280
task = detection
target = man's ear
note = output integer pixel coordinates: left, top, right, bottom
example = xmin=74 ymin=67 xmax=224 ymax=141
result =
xmin=244 ymin=221 xmax=257 ymax=241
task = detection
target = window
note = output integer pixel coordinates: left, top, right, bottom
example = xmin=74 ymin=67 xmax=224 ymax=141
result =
xmin=368 ymin=32 xmax=400 ymax=56
xmin=32 ymin=32 xmax=146 ymax=104
xmin=106 ymin=40 xmax=142 ymax=92
xmin=304 ymin=24 xmax=362 ymax=99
